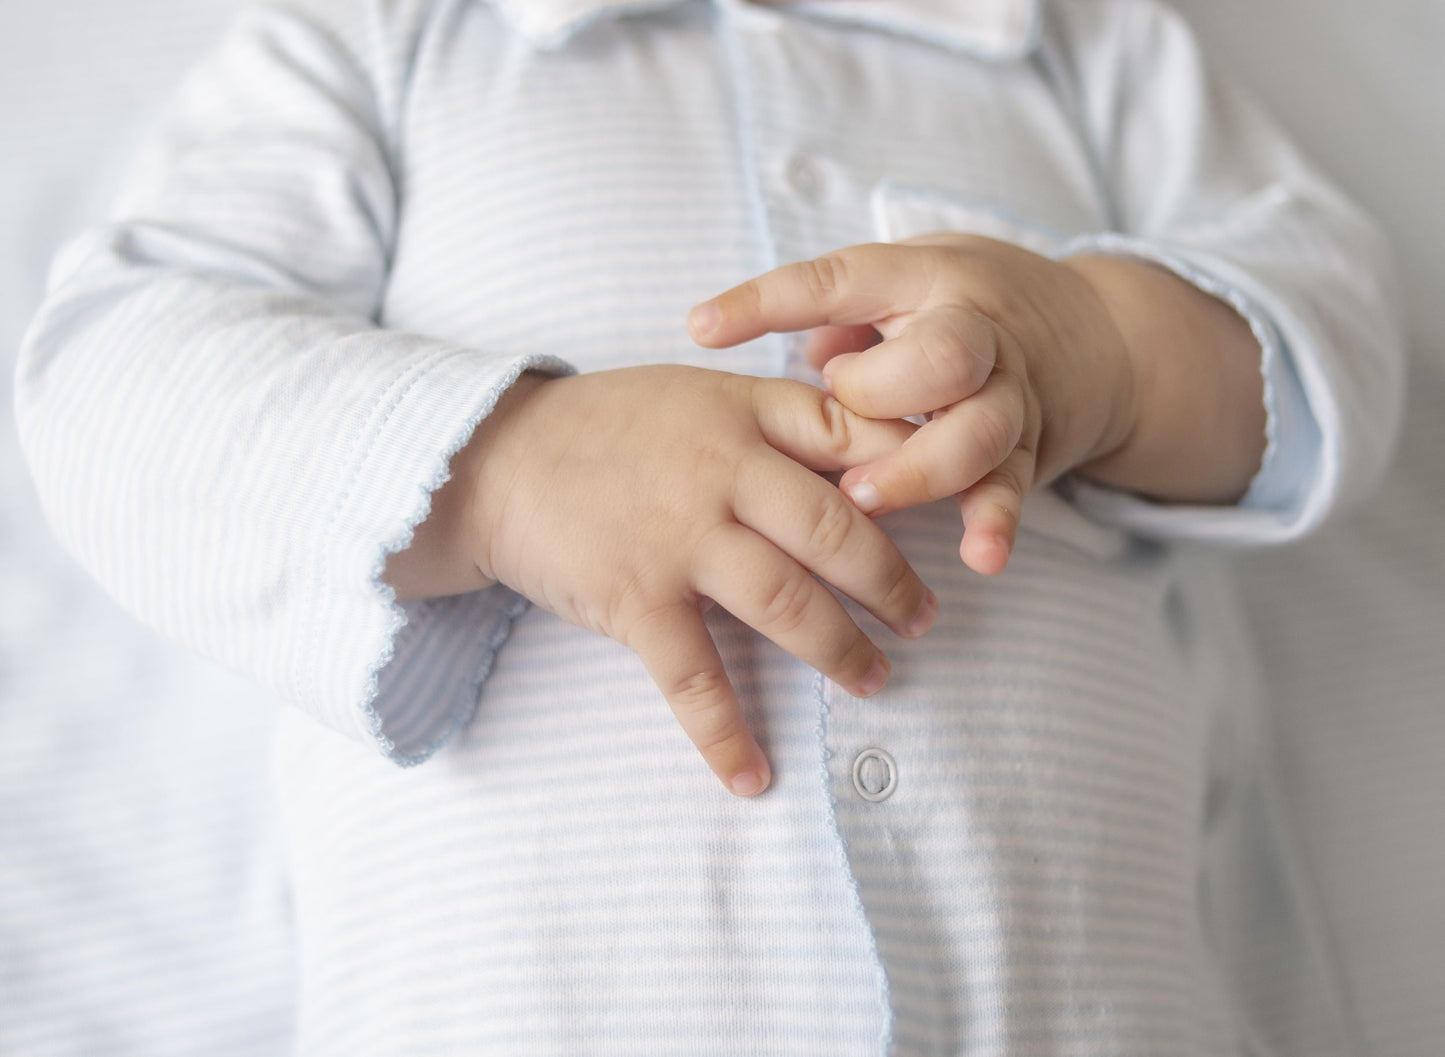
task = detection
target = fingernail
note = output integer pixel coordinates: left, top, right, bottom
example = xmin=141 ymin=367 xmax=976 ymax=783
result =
xmin=820 ymin=362 xmax=836 ymax=395
xmin=851 ymin=652 xmax=890 ymax=697
xmin=905 ymin=588 xmax=937 ymax=638
xmin=688 ymin=302 xmax=720 ymax=336
xmin=846 ymin=479 xmax=881 ymax=514
xmin=730 ymin=770 xmax=765 ymax=797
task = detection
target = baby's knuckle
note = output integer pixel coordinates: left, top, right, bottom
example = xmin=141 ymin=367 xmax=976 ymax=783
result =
xmin=833 ymin=634 xmax=878 ymax=684
xmin=916 ymin=319 xmax=973 ymax=394
xmin=995 ymin=368 xmax=1028 ymax=410
xmin=972 ymin=403 xmax=1020 ymax=467
xmin=980 ymin=495 xmax=1022 ymax=536
xmin=736 ymin=279 xmax=766 ymax=320
xmin=988 ymin=463 xmax=1029 ymax=506
xmin=950 ymin=313 xmax=999 ymax=382
xmin=806 ymin=491 xmax=856 ymax=563
xmin=894 ymin=457 xmax=941 ymax=503
xmin=687 ymin=706 xmax=747 ymax=756
xmin=876 ymin=560 xmax=919 ymax=619
xmin=667 ymin=666 xmax=731 ymax=714
xmin=756 ymin=570 xmax=816 ymax=636
xmin=620 ymin=604 xmax=666 ymax=656
xmin=802 ymin=254 xmax=849 ymax=303
xmin=818 ymin=393 xmax=854 ymax=455
xmin=608 ymin=567 xmax=655 ymax=632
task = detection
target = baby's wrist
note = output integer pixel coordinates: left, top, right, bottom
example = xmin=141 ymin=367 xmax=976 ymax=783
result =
xmin=1056 ymin=254 xmax=1266 ymax=503
xmin=457 ymin=370 xmax=555 ymax=583
xmin=381 ymin=370 xmax=553 ymax=601
xmin=1050 ymin=255 xmax=1144 ymax=481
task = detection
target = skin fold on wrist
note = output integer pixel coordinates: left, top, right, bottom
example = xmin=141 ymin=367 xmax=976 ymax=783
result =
xmin=1061 ymin=254 xmax=1267 ymax=504
xmin=382 ymin=371 xmax=553 ymax=602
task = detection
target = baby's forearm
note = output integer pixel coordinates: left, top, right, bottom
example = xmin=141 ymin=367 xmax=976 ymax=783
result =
xmin=1063 ymin=255 xmax=1267 ymax=504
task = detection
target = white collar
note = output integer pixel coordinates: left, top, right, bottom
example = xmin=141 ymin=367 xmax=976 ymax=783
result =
xmin=486 ymin=0 xmax=1043 ymax=60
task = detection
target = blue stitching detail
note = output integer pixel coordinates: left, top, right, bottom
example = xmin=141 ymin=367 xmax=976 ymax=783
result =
xmin=356 ymin=352 xmax=574 ymax=761
xmin=812 ymin=670 xmax=896 ymax=1055
xmin=305 ymin=344 xmax=459 ymax=719
xmin=713 ymin=0 xmax=788 ymax=377
xmin=386 ymin=590 xmax=532 ymax=767
xmin=307 ymin=344 xmax=571 ymax=757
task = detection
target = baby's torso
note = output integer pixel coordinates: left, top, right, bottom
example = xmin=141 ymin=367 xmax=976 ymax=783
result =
xmin=277 ymin=4 xmax=1244 ymax=1052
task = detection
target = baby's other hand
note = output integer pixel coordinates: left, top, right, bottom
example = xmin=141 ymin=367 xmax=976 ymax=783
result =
xmin=458 ymin=366 xmax=937 ymax=798
xmin=688 ymin=237 xmax=1136 ymax=575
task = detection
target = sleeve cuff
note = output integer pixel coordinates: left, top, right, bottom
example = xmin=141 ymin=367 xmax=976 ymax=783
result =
xmin=1054 ymin=232 xmax=1325 ymax=546
xmin=307 ymin=347 xmax=574 ymax=763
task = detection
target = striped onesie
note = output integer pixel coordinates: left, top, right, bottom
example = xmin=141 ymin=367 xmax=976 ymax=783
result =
xmin=15 ymin=0 xmax=1403 ymax=1052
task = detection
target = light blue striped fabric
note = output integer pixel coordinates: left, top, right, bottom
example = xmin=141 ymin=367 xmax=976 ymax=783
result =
xmin=12 ymin=0 xmax=1404 ymax=1053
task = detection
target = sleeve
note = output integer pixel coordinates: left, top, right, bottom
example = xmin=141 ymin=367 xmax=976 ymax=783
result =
xmin=1048 ymin=0 xmax=1406 ymax=544
xmin=12 ymin=1 xmax=570 ymax=763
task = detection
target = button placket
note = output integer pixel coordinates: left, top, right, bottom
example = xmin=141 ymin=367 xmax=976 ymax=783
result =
xmin=725 ymin=11 xmax=874 ymax=377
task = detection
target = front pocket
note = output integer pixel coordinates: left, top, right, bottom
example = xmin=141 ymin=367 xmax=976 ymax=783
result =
xmin=870 ymin=181 xmax=1067 ymax=256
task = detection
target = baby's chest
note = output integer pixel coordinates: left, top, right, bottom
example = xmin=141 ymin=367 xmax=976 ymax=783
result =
xmin=380 ymin=4 xmax=1107 ymax=374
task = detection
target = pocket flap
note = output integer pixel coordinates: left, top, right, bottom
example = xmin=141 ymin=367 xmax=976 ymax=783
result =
xmin=871 ymin=182 xmax=1064 ymax=257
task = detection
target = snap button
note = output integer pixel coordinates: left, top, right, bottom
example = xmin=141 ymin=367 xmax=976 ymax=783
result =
xmin=786 ymin=155 xmax=825 ymax=203
xmin=852 ymin=748 xmax=897 ymax=802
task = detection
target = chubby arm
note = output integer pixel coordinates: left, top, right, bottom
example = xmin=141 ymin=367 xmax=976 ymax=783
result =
xmin=13 ymin=4 xmax=570 ymax=760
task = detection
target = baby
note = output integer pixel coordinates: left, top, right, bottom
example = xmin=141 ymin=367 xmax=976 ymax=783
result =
xmin=15 ymin=0 xmax=1402 ymax=1053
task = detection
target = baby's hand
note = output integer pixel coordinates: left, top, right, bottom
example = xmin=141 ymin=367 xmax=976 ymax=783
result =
xmin=688 ymin=237 xmax=1138 ymax=575
xmin=458 ymin=366 xmax=937 ymax=797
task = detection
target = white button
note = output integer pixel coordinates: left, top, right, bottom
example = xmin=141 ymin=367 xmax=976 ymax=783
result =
xmin=786 ymin=155 xmax=825 ymax=202
xmin=852 ymin=748 xmax=897 ymax=802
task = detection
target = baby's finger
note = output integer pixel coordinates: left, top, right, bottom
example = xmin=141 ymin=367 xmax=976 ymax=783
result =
xmin=838 ymin=371 xmax=1026 ymax=516
xmin=955 ymin=446 xmax=1036 ymax=576
xmin=746 ymin=375 xmax=916 ymax=471
xmin=732 ymin=448 xmax=936 ymax=640
xmin=687 ymin=244 xmax=937 ymax=347
xmin=693 ymin=523 xmax=892 ymax=700
xmin=803 ymin=324 xmax=880 ymax=371
xmin=823 ymin=308 xmax=998 ymax=420
xmin=627 ymin=603 xmax=771 ymax=797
